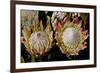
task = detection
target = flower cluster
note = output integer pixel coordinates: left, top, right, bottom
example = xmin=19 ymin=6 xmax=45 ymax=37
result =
xmin=21 ymin=11 xmax=89 ymax=61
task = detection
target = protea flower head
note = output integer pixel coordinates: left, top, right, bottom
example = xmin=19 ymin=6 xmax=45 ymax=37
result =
xmin=29 ymin=31 xmax=52 ymax=57
xmin=51 ymin=12 xmax=68 ymax=31
xmin=29 ymin=18 xmax=53 ymax=57
xmin=21 ymin=11 xmax=53 ymax=57
xmin=53 ymin=12 xmax=89 ymax=57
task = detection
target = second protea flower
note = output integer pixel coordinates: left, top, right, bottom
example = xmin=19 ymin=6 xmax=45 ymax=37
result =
xmin=55 ymin=22 xmax=88 ymax=57
xmin=53 ymin=12 xmax=89 ymax=57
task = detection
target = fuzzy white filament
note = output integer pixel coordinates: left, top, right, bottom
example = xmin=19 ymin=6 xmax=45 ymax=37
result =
xmin=29 ymin=31 xmax=50 ymax=55
xmin=62 ymin=27 xmax=80 ymax=48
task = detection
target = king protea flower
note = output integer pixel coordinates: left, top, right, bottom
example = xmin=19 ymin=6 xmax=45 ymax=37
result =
xmin=53 ymin=13 xmax=89 ymax=57
xmin=21 ymin=11 xmax=53 ymax=57
xmin=29 ymin=31 xmax=52 ymax=57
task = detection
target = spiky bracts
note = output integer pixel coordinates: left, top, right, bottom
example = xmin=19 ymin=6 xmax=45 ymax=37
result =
xmin=55 ymin=21 xmax=89 ymax=57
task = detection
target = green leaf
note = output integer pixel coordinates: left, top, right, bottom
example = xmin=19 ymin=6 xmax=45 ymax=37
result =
xmin=31 ymin=55 xmax=35 ymax=62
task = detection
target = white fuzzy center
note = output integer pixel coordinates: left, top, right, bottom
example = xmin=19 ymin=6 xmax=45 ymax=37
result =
xmin=62 ymin=27 xmax=79 ymax=48
xmin=29 ymin=31 xmax=49 ymax=54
